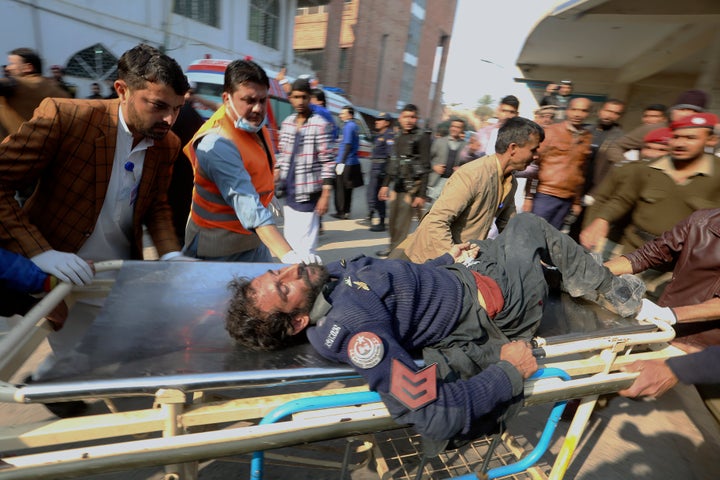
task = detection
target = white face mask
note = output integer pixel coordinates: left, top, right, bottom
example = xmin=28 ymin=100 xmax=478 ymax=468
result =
xmin=227 ymin=99 xmax=266 ymax=133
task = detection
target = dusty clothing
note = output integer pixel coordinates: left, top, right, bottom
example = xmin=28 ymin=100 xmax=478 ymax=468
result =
xmin=391 ymin=154 xmax=514 ymax=263
xmin=307 ymin=214 xmax=614 ymax=444
xmin=535 ymin=121 xmax=592 ymax=201
xmin=591 ymin=154 xmax=720 ymax=251
xmin=624 ymin=208 xmax=720 ymax=308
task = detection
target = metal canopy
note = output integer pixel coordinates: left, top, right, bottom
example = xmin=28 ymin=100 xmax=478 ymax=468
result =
xmin=516 ymin=0 xmax=720 ymax=115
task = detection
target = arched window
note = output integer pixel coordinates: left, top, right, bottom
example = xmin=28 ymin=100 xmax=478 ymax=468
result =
xmin=65 ymin=44 xmax=118 ymax=80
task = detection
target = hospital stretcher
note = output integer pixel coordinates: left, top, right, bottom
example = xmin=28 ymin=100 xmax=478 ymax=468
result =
xmin=0 ymin=261 xmax=683 ymax=479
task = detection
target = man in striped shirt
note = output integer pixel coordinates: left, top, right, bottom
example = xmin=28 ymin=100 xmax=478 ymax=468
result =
xmin=275 ymin=78 xmax=335 ymax=257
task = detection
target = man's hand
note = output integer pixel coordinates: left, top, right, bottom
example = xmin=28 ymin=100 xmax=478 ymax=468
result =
xmin=522 ymin=198 xmax=533 ymax=213
xmin=47 ymin=300 xmax=69 ymax=331
xmin=579 ymin=218 xmax=610 ymax=250
xmin=31 ymin=250 xmax=94 ymax=286
xmin=167 ymin=255 xmax=200 ymax=262
xmin=316 ymin=190 xmax=330 ymax=216
xmin=500 ymin=340 xmax=538 ymax=379
xmin=411 ymin=196 xmax=425 ymax=209
xmin=619 ymin=359 xmax=678 ymax=398
xmin=448 ymin=242 xmax=479 ymax=264
xmin=378 ymin=186 xmax=390 ymax=201
xmin=636 ymin=298 xmax=677 ymax=325
xmin=281 ymin=250 xmax=323 ymax=265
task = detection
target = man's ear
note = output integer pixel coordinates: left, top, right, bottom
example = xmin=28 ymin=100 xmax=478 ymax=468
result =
xmin=290 ymin=314 xmax=310 ymax=335
xmin=705 ymin=133 xmax=719 ymax=148
xmin=114 ymin=79 xmax=129 ymax=101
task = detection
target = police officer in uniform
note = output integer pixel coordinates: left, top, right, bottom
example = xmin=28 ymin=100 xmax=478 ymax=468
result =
xmin=358 ymin=112 xmax=395 ymax=232
xmin=377 ymin=104 xmax=432 ymax=256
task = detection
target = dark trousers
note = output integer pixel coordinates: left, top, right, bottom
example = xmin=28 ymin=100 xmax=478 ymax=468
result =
xmin=367 ymin=161 xmax=386 ymax=219
xmin=472 ymin=212 xmax=614 ymax=344
xmin=334 ymin=180 xmax=353 ymax=215
xmin=531 ymin=192 xmax=573 ymax=229
xmin=388 ymin=191 xmax=421 ymax=250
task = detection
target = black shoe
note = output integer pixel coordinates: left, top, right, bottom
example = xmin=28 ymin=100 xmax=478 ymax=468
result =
xmin=376 ymin=249 xmax=391 ymax=258
xmin=331 ymin=213 xmax=349 ymax=220
xmin=369 ymin=223 xmax=386 ymax=232
xmin=597 ymin=274 xmax=646 ymax=317
xmin=22 ymin=375 xmax=89 ymax=418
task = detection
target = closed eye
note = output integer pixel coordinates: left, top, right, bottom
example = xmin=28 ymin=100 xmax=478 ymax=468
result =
xmin=276 ymin=281 xmax=289 ymax=301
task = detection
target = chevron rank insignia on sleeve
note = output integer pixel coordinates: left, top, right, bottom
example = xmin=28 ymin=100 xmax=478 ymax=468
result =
xmin=389 ymin=359 xmax=438 ymax=411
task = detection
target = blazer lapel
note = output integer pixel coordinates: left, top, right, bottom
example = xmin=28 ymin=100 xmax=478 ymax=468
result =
xmin=136 ymin=147 xmax=159 ymax=218
xmin=95 ymin=100 xmax=120 ymax=220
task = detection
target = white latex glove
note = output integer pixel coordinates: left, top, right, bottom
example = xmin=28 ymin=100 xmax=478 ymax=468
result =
xmin=31 ymin=250 xmax=94 ymax=286
xmin=636 ymin=298 xmax=677 ymax=325
xmin=335 ymin=163 xmax=345 ymax=176
xmin=281 ymin=250 xmax=323 ymax=265
xmin=160 ymin=251 xmax=200 ymax=262
xmin=167 ymin=255 xmax=200 ymax=262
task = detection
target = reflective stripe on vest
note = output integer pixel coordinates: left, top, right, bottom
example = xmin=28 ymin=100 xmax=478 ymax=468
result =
xmin=184 ymin=105 xmax=275 ymax=235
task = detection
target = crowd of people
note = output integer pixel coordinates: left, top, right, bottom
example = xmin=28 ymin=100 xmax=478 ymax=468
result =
xmin=1 ymin=46 xmax=718 ymax=448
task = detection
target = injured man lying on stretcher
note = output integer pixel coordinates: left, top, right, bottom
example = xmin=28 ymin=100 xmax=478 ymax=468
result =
xmin=225 ymin=213 xmax=646 ymax=450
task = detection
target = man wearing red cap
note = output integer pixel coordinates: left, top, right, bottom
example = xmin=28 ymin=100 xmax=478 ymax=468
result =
xmin=605 ymin=89 xmax=707 ymax=164
xmin=581 ymin=112 xmax=720 ymax=257
xmin=581 ymin=127 xmax=672 ymax=261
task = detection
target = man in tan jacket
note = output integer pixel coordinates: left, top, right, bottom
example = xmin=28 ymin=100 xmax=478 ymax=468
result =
xmin=389 ymin=117 xmax=544 ymax=263
xmin=0 ymin=47 xmax=70 ymax=137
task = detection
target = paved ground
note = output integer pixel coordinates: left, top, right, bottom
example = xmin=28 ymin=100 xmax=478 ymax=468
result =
xmin=2 ymin=180 xmax=719 ymax=479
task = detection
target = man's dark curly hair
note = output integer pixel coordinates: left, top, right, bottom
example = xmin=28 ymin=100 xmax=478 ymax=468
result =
xmin=225 ymin=277 xmax=298 ymax=351
xmin=117 ymin=44 xmax=189 ymax=96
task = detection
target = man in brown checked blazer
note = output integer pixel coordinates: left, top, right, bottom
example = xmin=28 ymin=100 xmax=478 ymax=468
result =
xmin=0 ymin=46 xmax=192 ymax=402
xmin=0 ymin=44 xmax=191 ymax=286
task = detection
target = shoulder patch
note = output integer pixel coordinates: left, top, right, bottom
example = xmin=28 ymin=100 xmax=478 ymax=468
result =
xmin=347 ymin=332 xmax=384 ymax=369
xmin=390 ymin=359 xmax=438 ymax=411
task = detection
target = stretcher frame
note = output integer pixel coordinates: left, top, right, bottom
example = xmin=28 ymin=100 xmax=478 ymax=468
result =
xmin=0 ymin=261 xmax=683 ymax=480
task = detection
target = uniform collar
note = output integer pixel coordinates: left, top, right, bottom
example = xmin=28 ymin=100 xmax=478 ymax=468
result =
xmin=308 ymin=280 xmax=339 ymax=325
xmin=650 ymin=154 xmax=713 ymax=176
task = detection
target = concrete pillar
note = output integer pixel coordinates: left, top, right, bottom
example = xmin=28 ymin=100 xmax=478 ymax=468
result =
xmin=429 ymin=34 xmax=450 ymax=128
xmin=321 ymin=0 xmax=343 ymax=87
xmin=608 ymin=82 xmax=631 ymax=102
xmin=695 ymin=30 xmax=720 ymax=111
